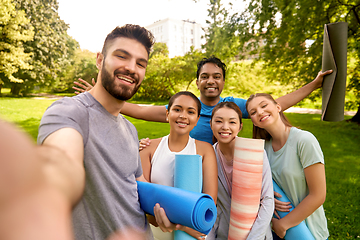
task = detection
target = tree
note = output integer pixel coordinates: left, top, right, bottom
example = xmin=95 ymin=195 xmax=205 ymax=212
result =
xmin=54 ymin=48 xmax=97 ymax=93
xmin=0 ymin=0 xmax=34 ymax=92
xmin=346 ymin=21 xmax=360 ymax=123
xmin=231 ymin=0 xmax=360 ymax=122
xmin=134 ymin=43 xmax=204 ymax=101
xmin=11 ymin=0 xmax=76 ymax=95
xmin=134 ymin=42 xmax=171 ymax=101
xmin=202 ymin=0 xmax=241 ymax=62
xmin=149 ymin=42 xmax=169 ymax=59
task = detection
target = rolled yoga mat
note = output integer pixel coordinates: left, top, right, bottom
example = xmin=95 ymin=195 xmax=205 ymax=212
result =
xmin=228 ymin=137 xmax=264 ymax=240
xmin=273 ymin=180 xmax=315 ymax=240
xmin=174 ymin=154 xmax=205 ymax=240
xmin=137 ymin=181 xmax=216 ymax=235
xmin=321 ymin=22 xmax=348 ymax=121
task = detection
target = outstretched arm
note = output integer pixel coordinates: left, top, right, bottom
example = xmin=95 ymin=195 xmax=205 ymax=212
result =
xmin=73 ymin=78 xmax=168 ymax=122
xmin=41 ymin=127 xmax=85 ymax=206
xmin=0 ymin=120 xmax=82 ymax=240
xmin=121 ymin=103 xmax=168 ymax=122
xmin=276 ymin=70 xmax=333 ymax=111
xmin=1 ymin=121 xmax=134 ymax=240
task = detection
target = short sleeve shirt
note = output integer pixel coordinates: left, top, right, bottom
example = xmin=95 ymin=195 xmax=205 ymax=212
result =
xmin=37 ymin=92 xmax=151 ymax=240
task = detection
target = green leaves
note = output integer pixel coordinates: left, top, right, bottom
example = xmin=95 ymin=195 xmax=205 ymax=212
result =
xmin=0 ymin=0 xmax=34 ymax=84
xmin=134 ymin=44 xmax=203 ymax=101
xmin=227 ymin=0 xmax=360 ymax=114
xmin=203 ymin=0 xmax=241 ymax=62
xmin=7 ymin=0 xmax=77 ymax=94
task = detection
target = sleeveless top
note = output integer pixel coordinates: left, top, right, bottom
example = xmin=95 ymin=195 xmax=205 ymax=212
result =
xmin=150 ymin=135 xmax=197 ymax=187
xmin=150 ymin=135 xmax=197 ymax=240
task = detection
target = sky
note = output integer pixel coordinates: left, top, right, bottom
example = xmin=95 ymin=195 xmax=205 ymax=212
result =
xmin=57 ymin=0 xmax=246 ymax=53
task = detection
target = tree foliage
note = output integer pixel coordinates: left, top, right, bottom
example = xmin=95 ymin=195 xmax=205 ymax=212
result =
xmin=54 ymin=49 xmax=97 ymax=93
xmin=149 ymin=42 xmax=169 ymax=59
xmin=0 ymin=0 xmax=34 ymax=86
xmin=222 ymin=60 xmax=293 ymax=99
xmin=10 ymin=0 xmax=77 ymax=95
xmin=202 ymin=0 xmax=241 ymax=62
xmin=230 ymin=0 xmax=360 ymax=121
xmin=134 ymin=43 xmax=204 ymax=101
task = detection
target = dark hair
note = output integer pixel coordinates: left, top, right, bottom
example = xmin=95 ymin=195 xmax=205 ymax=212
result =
xmin=246 ymin=93 xmax=293 ymax=140
xmin=211 ymin=102 xmax=243 ymax=123
xmin=196 ymin=56 xmax=227 ymax=81
xmin=101 ymin=24 xmax=155 ymax=57
xmin=168 ymin=91 xmax=201 ymax=117
xmin=210 ymin=102 xmax=243 ymax=144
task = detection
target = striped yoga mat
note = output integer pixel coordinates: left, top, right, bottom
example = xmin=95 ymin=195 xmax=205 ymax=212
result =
xmin=228 ymin=137 xmax=264 ymax=240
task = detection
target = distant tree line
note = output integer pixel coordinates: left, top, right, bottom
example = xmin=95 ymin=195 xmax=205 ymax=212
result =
xmin=1 ymin=0 xmax=359 ymax=122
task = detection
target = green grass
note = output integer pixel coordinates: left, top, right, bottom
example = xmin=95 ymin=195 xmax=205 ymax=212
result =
xmin=285 ymin=113 xmax=360 ymax=239
xmin=0 ymin=96 xmax=359 ymax=239
xmin=0 ymin=97 xmax=56 ymax=140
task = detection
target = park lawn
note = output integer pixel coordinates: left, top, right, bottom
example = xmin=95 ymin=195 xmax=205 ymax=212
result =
xmin=0 ymin=97 xmax=359 ymax=239
xmin=0 ymin=97 xmax=56 ymax=139
xmin=285 ymin=113 xmax=360 ymax=239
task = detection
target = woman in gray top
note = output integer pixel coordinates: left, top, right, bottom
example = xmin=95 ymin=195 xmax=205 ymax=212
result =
xmin=208 ymin=102 xmax=274 ymax=240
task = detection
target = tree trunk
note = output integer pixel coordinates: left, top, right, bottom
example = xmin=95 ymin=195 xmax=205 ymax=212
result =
xmin=349 ymin=104 xmax=360 ymax=124
xmin=10 ymin=84 xmax=21 ymax=96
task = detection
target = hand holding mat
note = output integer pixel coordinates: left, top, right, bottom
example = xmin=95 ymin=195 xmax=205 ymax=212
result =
xmin=137 ymin=181 xmax=216 ymax=234
xmin=273 ymin=180 xmax=315 ymax=240
xmin=322 ymin=22 xmax=348 ymax=121
xmin=228 ymin=137 xmax=264 ymax=240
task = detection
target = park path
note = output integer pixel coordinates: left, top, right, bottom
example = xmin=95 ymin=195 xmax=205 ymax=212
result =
xmin=284 ymin=107 xmax=356 ymax=116
xmin=30 ymin=93 xmax=64 ymax=99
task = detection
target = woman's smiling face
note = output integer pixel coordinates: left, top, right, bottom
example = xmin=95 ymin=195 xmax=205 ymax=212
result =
xmin=167 ymin=95 xmax=199 ymax=135
xmin=211 ymin=107 xmax=242 ymax=144
xmin=247 ymin=96 xmax=281 ymax=128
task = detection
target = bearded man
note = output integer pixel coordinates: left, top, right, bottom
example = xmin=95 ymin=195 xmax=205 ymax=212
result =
xmin=38 ymin=24 xmax=155 ymax=240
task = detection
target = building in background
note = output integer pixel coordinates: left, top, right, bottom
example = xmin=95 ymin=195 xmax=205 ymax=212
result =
xmin=146 ymin=18 xmax=204 ymax=58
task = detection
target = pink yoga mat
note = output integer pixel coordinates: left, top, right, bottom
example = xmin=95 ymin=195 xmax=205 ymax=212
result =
xmin=228 ymin=137 xmax=264 ymax=240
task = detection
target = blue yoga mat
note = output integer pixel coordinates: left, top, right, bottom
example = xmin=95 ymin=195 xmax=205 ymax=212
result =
xmin=174 ymin=154 xmax=204 ymax=239
xmin=273 ymin=180 xmax=315 ymax=240
xmin=137 ymin=181 xmax=217 ymax=234
xmin=174 ymin=154 xmax=202 ymax=192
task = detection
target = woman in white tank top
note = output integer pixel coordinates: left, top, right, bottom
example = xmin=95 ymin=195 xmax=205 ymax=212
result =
xmin=140 ymin=91 xmax=218 ymax=240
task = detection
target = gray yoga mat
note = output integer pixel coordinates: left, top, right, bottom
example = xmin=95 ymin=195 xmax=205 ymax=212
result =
xmin=321 ymin=22 xmax=348 ymax=121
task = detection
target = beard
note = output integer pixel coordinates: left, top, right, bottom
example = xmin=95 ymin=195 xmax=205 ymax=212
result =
xmin=101 ymin=64 xmax=141 ymax=101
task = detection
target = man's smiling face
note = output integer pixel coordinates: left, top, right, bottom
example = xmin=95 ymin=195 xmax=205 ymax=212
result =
xmin=98 ymin=37 xmax=148 ymax=101
xmin=196 ymin=62 xmax=225 ymax=101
